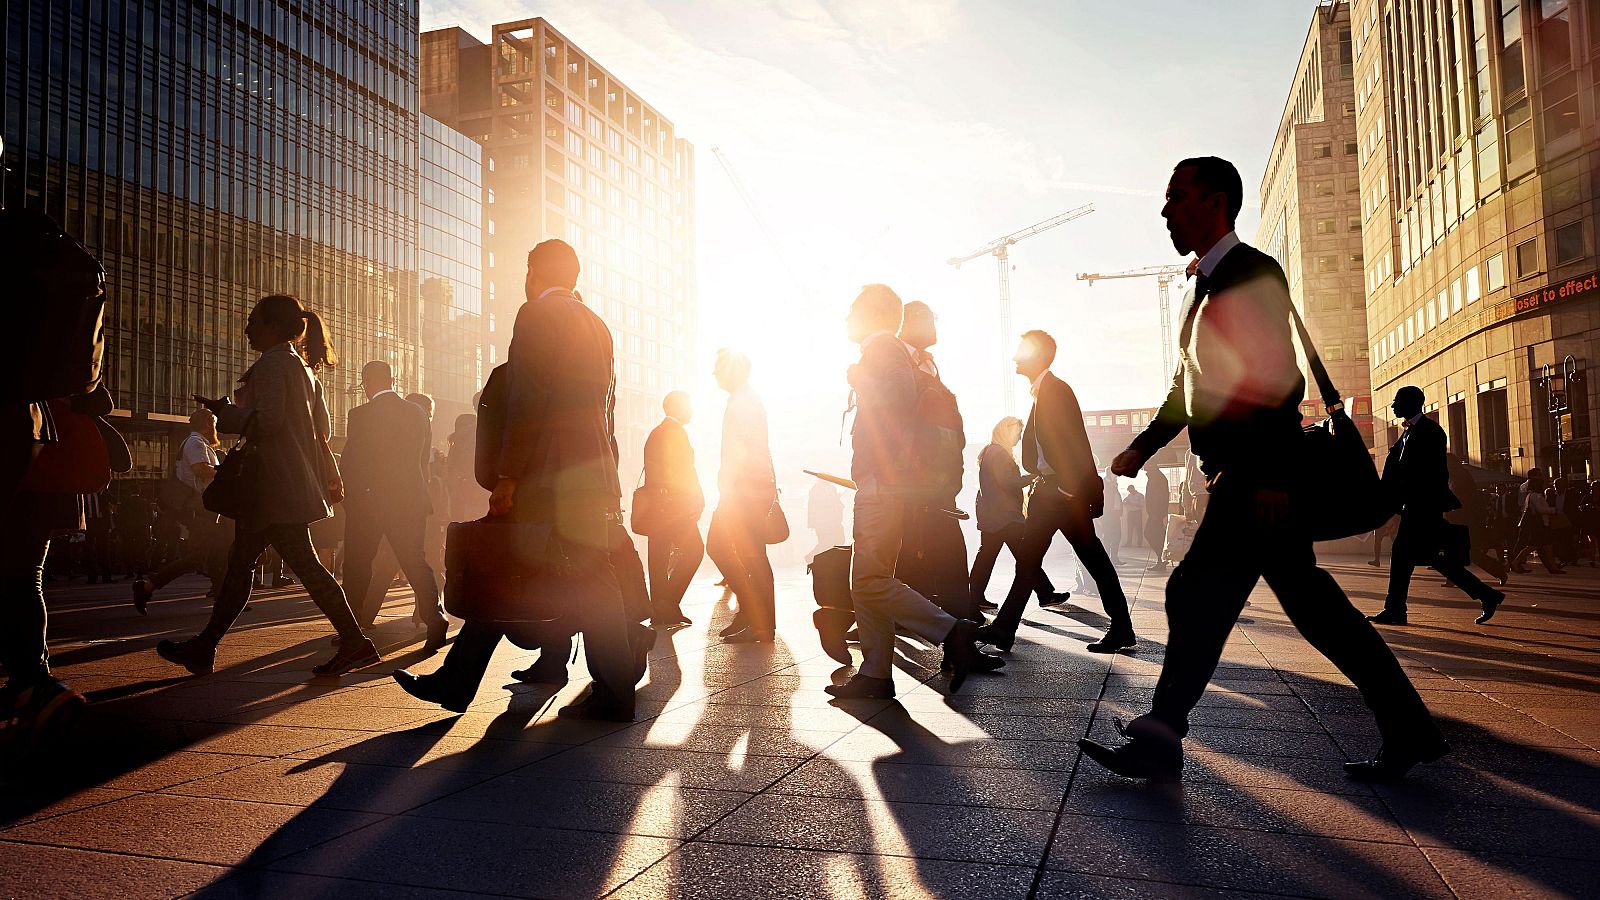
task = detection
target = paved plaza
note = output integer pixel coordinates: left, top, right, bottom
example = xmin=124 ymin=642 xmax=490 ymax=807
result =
xmin=1 ymin=547 xmax=1596 ymax=899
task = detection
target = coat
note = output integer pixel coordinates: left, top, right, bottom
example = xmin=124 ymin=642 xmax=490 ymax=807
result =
xmin=214 ymin=343 xmax=332 ymax=530
xmin=342 ymin=391 xmax=434 ymax=518
xmin=1022 ymin=371 xmax=1102 ymax=508
xmin=975 ymin=442 xmax=1029 ymax=533
xmin=643 ymin=416 xmax=704 ymax=514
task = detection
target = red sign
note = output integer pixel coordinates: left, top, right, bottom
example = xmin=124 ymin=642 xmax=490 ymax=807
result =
xmin=1512 ymin=270 xmax=1600 ymax=316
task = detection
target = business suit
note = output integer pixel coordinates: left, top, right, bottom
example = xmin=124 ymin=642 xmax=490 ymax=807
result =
xmin=1121 ymin=238 xmax=1438 ymax=752
xmin=1144 ymin=466 xmax=1170 ymax=562
xmin=968 ymin=443 xmax=1060 ymax=608
xmin=642 ymin=416 xmax=705 ymax=624
xmin=893 ymin=351 xmax=973 ymax=620
xmin=340 ymin=391 xmax=444 ymax=630
xmin=425 ymin=287 xmax=638 ymax=715
xmin=1380 ymin=415 xmax=1500 ymax=617
xmin=989 ymin=371 xmax=1132 ymax=642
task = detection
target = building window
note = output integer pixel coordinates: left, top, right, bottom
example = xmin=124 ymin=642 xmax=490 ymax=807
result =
xmin=1316 ymin=255 xmax=1338 ymax=273
xmin=1555 ymin=221 xmax=1585 ymax=264
xmin=1543 ymin=71 xmax=1580 ymax=139
xmin=1316 ymin=218 xmax=1337 ymax=235
xmin=1478 ymin=385 xmax=1511 ymax=473
xmin=1323 ymin=345 xmax=1345 ymax=361
xmin=1452 ymin=278 xmax=1464 ymax=313
xmin=1342 ymin=100 xmax=1355 ymax=117
xmin=1344 ymin=140 xmax=1358 ymax=155
xmin=1313 ymin=142 xmax=1332 ymax=159
xmin=1500 ymin=0 xmax=1527 ymax=97
xmin=1538 ymin=0 xmax=1573 ymax=74
xmin=1314 ymin=181 xmax=1334 ymax=197
xmin=1348 ymin=216 xmax=1362 ymax=232
xmin=1355 ymin=345 xmax=1370 ymax=360
xmin=1466 ymin=267 xmax=1482 ymax=304
xmin=1515 ymin=237 xmax=1540 ymax=277
xmin=1486 ymin=253 xmax=1506 ymax=291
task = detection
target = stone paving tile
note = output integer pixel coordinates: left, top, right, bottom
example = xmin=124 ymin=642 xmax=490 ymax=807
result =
xmin=770 ymin=757 xmax=1075 ymax=810
xmin=1063 ymin=775 xmax=1409 ymax=843
xmin=700 ymin=792 xmax=1057 ymax=866
xmin=819 ymin=730 xmax=1082 ymax=771
xmin=608 ymin=842 xmax=1038 ymax=899
xmin=1034 ymin=872 xmax=1304 ymax=899
xmin=162 ymin=757 xmax=493 ymax=815
xmin=1420 ymin=847 xmax=1598 ymax=900
xmin=284 ymin=731 xmax=566 ymax=774
xmin=590 ymin=720 xmax=847 ymax=758
xmin=1043 ymin=814 xmax=1454 ymax=898
xmin=0 ymin=841 xmax=228 ymax=899
xmin=176 ymin=723 xmax=371 ymax=757
xmin=266 ymin=815 xmax=677 ymax=897
xmin=97 ymin=750 xmax=271 ymax=792
xmin=412 ymin=774 xmax=751 ymax=838
xmin=191 ymin=870 xmax=477 ymax=899
xmin=516 ymin=745 xmax=803 ymax=793
xmin=2 ymin=793 xmax=383 ymax=866
xmin=0 ymin=788 xmax=139 ymax=829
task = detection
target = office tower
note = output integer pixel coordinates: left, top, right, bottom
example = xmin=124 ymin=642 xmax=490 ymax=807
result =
xmin=419 ymin=115 xmax=487 ymax=432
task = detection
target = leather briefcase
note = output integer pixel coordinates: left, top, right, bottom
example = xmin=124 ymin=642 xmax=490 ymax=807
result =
xmin=444 ymin=518 xmax=576 ymax=626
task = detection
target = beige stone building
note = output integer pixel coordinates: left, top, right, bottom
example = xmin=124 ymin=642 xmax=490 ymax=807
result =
xmin=1352 ymin=0 xmax=1598 ymax=479
xmin=1258 ymin=1 xmax=1378 ymax=447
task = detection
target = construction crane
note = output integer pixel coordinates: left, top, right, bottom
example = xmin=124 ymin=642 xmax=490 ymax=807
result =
xmin=1076 ymin=265 xmax=1188 ymax=383
xmin=710 ymin=146 xmax=807 ymax=299
xmin=948 ymin=203 xmax=1095 ymax=413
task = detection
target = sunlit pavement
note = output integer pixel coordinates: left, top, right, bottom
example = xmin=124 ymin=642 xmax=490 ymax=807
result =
xmin=2 ymin=545 xmax=1597 ymax=899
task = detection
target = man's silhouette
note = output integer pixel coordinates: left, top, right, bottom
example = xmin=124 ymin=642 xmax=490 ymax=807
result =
xmin=642 ymin=390 xmax=705 ymax=629
xmin=1369 ymin=386 xmax=1505 ymax=626
xmin=978 ymin=330 xmax=1135 ymax=653
xmin=1143 ymin=461 xmax=1170 ymax=570
xmin=1080 ymin=157 xmax=1446 ymax=783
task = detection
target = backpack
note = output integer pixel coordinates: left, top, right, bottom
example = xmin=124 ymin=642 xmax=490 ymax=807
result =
xmin=1 ymin=209 xmax=106 ymax=403
xmin=907 ymin=354 xmax=965 ymax=499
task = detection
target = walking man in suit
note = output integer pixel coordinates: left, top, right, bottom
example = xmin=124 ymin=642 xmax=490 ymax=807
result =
xmin=340 ymin=361 xmax=448 ymax=651
xmin=643 ymin=390 xmax=705 ymax=629
xmin=1369 ymin=386 xmax=1505 ymax=626
xmin=1080 ymin=157 xmax=1446 ymax=782
xmin=826 ymin=284 xmax=999 ymax=699
xmin=978 ymin=330 xmax=1135 ymax=653
xmin=1143 ymin=460 xmax=1170 ymax=570
xmin=395 ymin=239 xmax=639 ymax=721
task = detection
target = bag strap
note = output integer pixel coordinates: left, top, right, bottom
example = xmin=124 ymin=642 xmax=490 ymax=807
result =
xmin=1283 ymin=295 xmax=1344 ymax=412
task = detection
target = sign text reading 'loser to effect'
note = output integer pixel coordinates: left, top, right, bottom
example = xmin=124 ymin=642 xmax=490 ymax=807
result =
xmin=1513 ymin=270 xmax=1600 ymax=315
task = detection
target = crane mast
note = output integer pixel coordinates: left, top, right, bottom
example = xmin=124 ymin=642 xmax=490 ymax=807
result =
xmin=1075 ymin=265 xmax=1189 ymax=386
xmin=949 ymin=203 xmax=1095 ymax=414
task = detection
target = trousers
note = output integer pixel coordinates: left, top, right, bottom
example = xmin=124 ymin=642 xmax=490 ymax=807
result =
xmin=850 ymin=479 xmax=958 ymax=680
xmin=647 ymin=516 xmax=704 ymax=621
xmin=968 ymin=522 xmax=1057 ymax=604
xmin=200 ymin=522 xmax=364 ymax=646
xmin=993 ymin=483 xmax=1132 ymax=637
xmin=1384 ymin=512 xmax=1499 ymax=613
xmin=706 ymin=495 xmax=774 ymax=633
xmin=342 ymin=503 xmax=442 ymax=628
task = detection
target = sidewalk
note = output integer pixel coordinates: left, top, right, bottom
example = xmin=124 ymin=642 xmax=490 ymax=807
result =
xmin=2 ymin=548 xmax=1596 ymax=899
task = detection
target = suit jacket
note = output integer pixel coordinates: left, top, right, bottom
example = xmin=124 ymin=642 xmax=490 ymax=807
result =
xmin=496 ymin=288 xmax=621 ymax=527
xmin=975 ymin=442 xmax=1029 ymax=532
xmin=848 ymin=332 xmax=916 ymax=485
xmin=643 ymin=417 xmax=704 ymax=507
xmin=1129 ymin=242 xmax=1305 ymax=491
xmin=214 ymin=343 xmax=332 ymax=529
xmin=342 ymin=391 xmax=433 ymax=518
xmin=1383 ymin=416 xmax=1460 ymax=516
xmin=1021 ymin=371 xmax=1100 ymax=506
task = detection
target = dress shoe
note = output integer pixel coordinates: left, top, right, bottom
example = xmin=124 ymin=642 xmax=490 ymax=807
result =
xmin=976 ymin=599 xmax=998 ymax=611
xmin=1086 ymin=630 xmax=1137 ymax=653
xmin=1077 ymin=736 xmax=1183 ymax=782
xmin=392 ymin=669 xmax=471 ymax=713
xmin=1039 ymin=591 xmax=1072 ymax=608
xmin=312 ymin=637 xmax=380 ymax=677
xmin=512 ymin=658 xmax=570 ymax=687
xmin=1145 ymin=563 xmax=1168 ymax=572
xmin=1344 ymin=735 xmax=1450 ymax=781
xmin=718 ymin=613 xmax=750 ymax=638
xmin=9 ymin=677 xmax=87 ymax=759
xmin=722 ymin=628 xmax=774 ymax=644
xmin=1367 ymin=609 xmax=1409 ymax=625
xmin=1365 ymin=560 xmax=1382 ymax=568
xmin=973 ymin=623 xmax=1014 ymax=652
xmin=423 ymin=615 xmax=450 ymax=653
xmin=942 ymin=619 xmax=991 ymax=693
xmin=271 ymin=576 xmax=295 ymax=588
xmin=157 ymin=638 xmax=216 ymax=675
xmin=131 ymin=579 xmax=154 ymax=616
xmin=825 ymin=674 xmax=895 ymax=699
xmin=1475 ymin=590 xmax=1506 ymax=625
xmin=557 ymin=693 xmax=634 ymax=722
xmin=653 ymin=615 xmax=693 ymax=630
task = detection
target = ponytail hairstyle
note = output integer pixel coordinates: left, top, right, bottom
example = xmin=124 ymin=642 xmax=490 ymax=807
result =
xmin=255 ymin=293 xmax=339 ymax=371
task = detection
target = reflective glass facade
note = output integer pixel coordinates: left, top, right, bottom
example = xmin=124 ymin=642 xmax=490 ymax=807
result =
xmin=2 ymin=0 xmax=421 ymax=471
xmin=419 ymin=114 xmax=485 ymax=431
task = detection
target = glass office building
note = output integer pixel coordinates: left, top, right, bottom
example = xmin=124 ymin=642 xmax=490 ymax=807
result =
xmin=419 ymin=115 xmax=486 ymax=434
xmin=1 ymin=2 xmax=421 ymax=475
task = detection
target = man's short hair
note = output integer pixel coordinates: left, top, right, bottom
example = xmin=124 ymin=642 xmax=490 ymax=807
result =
xmin=1176 ymin=156 xmax=1244 ymax=227
xmin=853 ymin=283 xmax=904 ymax=331
xmin=362 ymin=360 xmax=393 ymax=382
xmin=528 ymin=238 xmax=580 ymax=289
xmin=714 ymin=348 xmax=752 ymax=385
xmin=1395 ymin=385 xmax=1425 ymax=406
xmin=405 ymin=392 xmax=434 ymax=416
xmin=1020 ymin=329 xmax=1057 ymax=367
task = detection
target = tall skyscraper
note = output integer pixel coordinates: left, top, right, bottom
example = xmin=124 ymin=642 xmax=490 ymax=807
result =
xmin=419 ymin=115 xmax=487 ymax=432
xmin=2 ymin=2 xmax=422 ymax=475
xmin=1258 ymin=0 xmax=1377 ymax=446
xmin=1353 ymin=0 xmax=1597 ymax=478
xmin=421 ymin=18 xmax=696 ymax=470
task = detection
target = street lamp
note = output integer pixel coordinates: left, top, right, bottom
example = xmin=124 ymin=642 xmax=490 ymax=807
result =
xmin=1537 ymin=355 xmax=1583 ymax=478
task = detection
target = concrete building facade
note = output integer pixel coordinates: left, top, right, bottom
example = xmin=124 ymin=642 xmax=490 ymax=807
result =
xmin=1353 ymin=0 xmax=1599 ymax=479
xmin=1258 ymin=1 xmax=1378 ymax=446
xmin=420 ymin=19 xmax=696 ymax=470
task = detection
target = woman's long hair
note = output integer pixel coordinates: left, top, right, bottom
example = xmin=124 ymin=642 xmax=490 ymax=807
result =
xmin=256 ymin=294 xmax=338 ymax=370
xmin=991 ymin=416 xmax=1023 ymax=446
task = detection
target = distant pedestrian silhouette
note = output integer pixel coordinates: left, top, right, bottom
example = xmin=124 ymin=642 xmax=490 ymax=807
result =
xmin=641 ymin=390 xmax=705 ymax=629
xmin=968 ymin=415 xmax=1068 ymax=612
xmin=707 ymin=349 xmax=778 ymax=644
xmin=1143 ymin=460 xmax=1170 ymax=570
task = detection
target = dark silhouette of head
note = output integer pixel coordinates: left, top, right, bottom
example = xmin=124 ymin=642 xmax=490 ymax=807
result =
xmin=1164 ymin=157 xmax=1242 ymax=257
xmin=899 ymin=301 xmax=938 ymax=350
xmin=1014 ymin=329 xmax=1057 ymax=380
xmin=406 ymin=392 xmax=434 ymax=421
xmin=1392 ymin=385 xmax=1425 ymax=420
xmin=847 ymin=283 xmax=904 ymax=344
xmin=663 ymin=390 xmax=692 ymax=424
xmin=246 ymin=294 xmax=338 ymax=370
xmin=526 ymin=239 xmax=580 ymax=298
xmin=361 ymin=360 xmax=394 ymax=398
xmin=714 ymin=349 xmax=752 ymax=393
xmin=450 ymin=413 xmax=477 ymax=448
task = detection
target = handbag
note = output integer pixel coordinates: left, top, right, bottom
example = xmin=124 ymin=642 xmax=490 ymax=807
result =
xmin=630 ymin=470 xmax=666 ymax=537
xmin=762 ymin=492 xmax=790 ymax=545
xmin=443 ymin=518 xmax=577 ymax=626
xmin=203 ymin=416 xmax=262 ymax=520
xmin=1285 ymin=300 xmax=1390 ymax=542
xmin=19 ymin=399 xmax=112 ymax=494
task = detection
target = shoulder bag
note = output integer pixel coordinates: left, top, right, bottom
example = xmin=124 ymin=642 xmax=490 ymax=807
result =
xmin=443 ymin=517 xmax=577 ymax=626
xmin=762 ymin=491 xmax=790 ymax=545
xmin=203 ymin=414 xmax=262 ymax=521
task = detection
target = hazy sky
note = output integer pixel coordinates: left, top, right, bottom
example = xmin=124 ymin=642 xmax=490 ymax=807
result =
xmin=422 ymin=0 xmax=1316 ymax=476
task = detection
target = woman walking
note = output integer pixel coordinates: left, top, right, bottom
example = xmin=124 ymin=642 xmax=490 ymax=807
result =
xmin=969 ymin=416 xmax=1068 ymax=611
xmin=706 ymin=349 xmax=777 ymax=644
xmin=157 ymin=294 xmax=379 ymax=677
